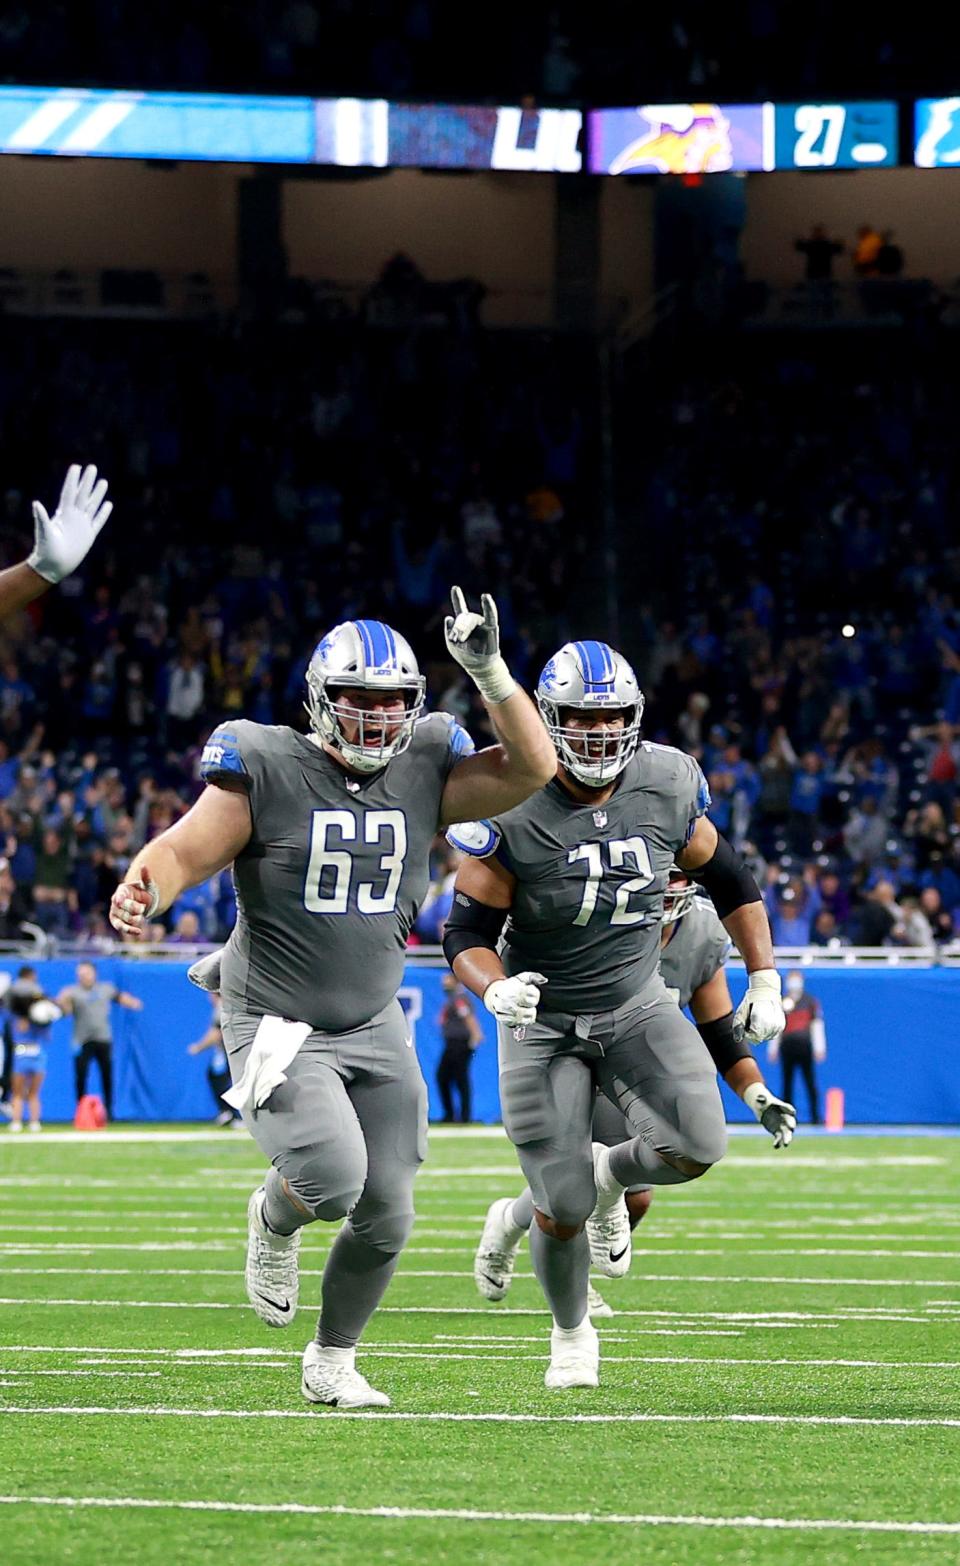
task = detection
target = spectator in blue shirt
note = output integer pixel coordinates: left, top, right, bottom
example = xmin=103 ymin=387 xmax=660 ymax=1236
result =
xmin=790 ymin=752 xmax=825 ymax=851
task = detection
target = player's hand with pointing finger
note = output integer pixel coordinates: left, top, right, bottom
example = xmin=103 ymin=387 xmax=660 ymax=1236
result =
xmin=444 ymin=585 xmax=517 ymax=705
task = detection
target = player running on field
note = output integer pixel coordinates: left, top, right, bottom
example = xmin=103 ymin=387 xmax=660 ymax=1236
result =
xmin=443 ymin=640 xmax=784 ymax=1390
xmin=470 ymin=864 xmax=797 ymax=1316
xmin=110 ymin=591 xmax=555 ymax=1410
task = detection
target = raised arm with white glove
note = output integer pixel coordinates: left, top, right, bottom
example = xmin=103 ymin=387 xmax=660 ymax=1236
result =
xmin=29 ymin=464 xmax=113 ymax=584
xmin=0 ymin=463 xmax=113 ymax=623
xmin=444 ymin=585 xmax=516 ymax=705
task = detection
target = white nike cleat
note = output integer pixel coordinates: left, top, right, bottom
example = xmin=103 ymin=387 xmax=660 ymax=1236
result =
xmin=587 ymin=1142 xmax=632 ymax=1279
xmin=474 ymin=1196 xmax=524 ymax=1302
xmin=588 ymin=1283 xmax=615 ymax=1320
xmin=8 ymin=1121 xmax=23 ymax=1134
xmin=28 ymin=1121 xmax=41 ymax=1134
xmin=245 ymin=1186 xmax=300 ymax=1327
xmin=545 ymin=1316 xmax=600 ymax=1390
xmin=301 ymin=1343 xmax=391 ymax=1408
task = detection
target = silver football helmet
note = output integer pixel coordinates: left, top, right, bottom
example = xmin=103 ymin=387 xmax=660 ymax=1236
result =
xmin=305 ymin=619 xmax=426 ymax=773
xmin=661 ymin=865 xmax=699 ymax=926
xmin=536 ymin=639 xmax=644 ymax=785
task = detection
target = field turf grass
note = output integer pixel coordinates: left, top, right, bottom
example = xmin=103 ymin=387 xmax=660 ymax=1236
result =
xmin=1 ymin=1126 xmax=958 ymax=1564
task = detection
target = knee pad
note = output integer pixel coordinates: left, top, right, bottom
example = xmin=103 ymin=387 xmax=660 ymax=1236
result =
xmin=347 ymin=1199 xmax=415 ymax=1255
xmin=675 ymin=1088 xmax=728 ymax=1172
xmin=280 ymin=1143 xmax=366 ymax=1222
xmin=536 ymin=1154 xmax=596 ymax=1231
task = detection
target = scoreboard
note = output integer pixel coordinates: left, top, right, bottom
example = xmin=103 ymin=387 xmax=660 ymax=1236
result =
xmin=774 ymin=102 xmax=898 ymax=168
xmin=587 ymin=101 xmax=899 ymax=175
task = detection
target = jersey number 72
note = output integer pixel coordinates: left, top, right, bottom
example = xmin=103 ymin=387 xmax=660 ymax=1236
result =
xmin=568 ymin=837 xmax=655 ymax=928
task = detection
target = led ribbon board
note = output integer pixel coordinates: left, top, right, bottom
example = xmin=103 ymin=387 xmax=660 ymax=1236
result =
xmin=313 ymin=100 xmax=582 ymax=170
xmin=588 ymin=101 xmax=897 ymax=173
xmin=775 ymin=102 xmax=897 ymax=168
xmin=0 ymin=87 xmax=581 ymax=171
xmin=0 ymin=87 xmax=313 ymax=161
xmin=915 ymin=99 xmax=960 ymax=166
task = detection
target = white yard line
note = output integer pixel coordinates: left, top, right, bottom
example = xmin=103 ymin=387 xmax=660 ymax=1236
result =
xmin=16 ymin=1343 xmax=959 ymax=1369
xmin=3 ymin=1266 xmax=960 ymax=1287
xmin=1 ymin=1405 xmax=960 ymax=1430
xmin=0 ymin=1298 xmax=940 ymax=1326
xmin=0 ymin=1156 xmax=945 ymax=1186
xmin=0 ymin=1495 xmax=958 ymax=1534
xmin=3 ymin=1242 xmax=959 ymax=1261
xmin=0 ymin=1369 xmax=161 ymax=1377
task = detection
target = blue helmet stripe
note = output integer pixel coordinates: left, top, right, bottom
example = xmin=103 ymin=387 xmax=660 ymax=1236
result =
xmin=382 ymin=621 xmax=398 ymax=666
xmin=355 ymin=619 xmax=390 ymax=670
xmin=576 ymin=639 xmax=616 ymax=693
xmin=372 ymin=620 xmax=391 ymax=667
xmin=354 ymin=619 xmax=375 ymax=667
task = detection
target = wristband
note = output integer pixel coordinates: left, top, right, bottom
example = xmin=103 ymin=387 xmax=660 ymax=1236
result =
xmin=471 ymin=656 xmax=517 ymax=705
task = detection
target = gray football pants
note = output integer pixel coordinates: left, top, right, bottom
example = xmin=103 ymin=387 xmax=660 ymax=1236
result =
xmin=498 ymin=983 xmax=726 ymax=1230
xmin=221 ymin=999 xmax=427 ymax=1255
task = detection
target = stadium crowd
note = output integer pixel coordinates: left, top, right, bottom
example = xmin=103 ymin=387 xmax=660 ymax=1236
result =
xmin=0 ymin=2 xmax=947 ymax=105
xmin=0 ymin=300 xmax=957 ymax=951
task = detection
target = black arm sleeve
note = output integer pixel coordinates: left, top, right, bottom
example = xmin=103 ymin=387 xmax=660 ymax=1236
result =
xmin=689 ymin=832 xmax=764 ymax=921
xmin=697 ymin=1011 xmax=753 ymax=1076
xmin=442 ymin=892 xmax=508 ymax=966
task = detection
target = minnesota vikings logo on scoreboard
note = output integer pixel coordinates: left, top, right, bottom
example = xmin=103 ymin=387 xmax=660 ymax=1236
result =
xmin=588 ymin=100 xmax=897 ymax=175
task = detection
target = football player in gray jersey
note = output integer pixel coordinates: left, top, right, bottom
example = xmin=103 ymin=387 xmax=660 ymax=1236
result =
xmin=109 ymin=590 xmax=555 ymax=1410
xmin=471 ymin=866 xmax=797 ymax=1316
xmin=443 ymin=639 xmax=785 ymax=1389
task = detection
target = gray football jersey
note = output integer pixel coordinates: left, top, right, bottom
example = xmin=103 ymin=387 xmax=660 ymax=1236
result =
xmin=494 ymin=743 xmax=710 ymax=1012
xmin=200 ymin=714 xmax=469 ymax=1032
xmin=659 ymin=897 xmax=732 ymax=1011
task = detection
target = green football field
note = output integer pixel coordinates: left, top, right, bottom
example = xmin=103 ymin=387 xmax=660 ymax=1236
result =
xmin=1 ymin=1127 xmax=958 ymax=1565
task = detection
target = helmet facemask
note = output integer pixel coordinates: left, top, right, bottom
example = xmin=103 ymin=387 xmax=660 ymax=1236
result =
xmin=661 ymin=866 xmax=699 ymax=926
xmin=305 ymin=672 xmax=425 ymax=773
xmin=537 ymin=697 xmax=643 ymax=786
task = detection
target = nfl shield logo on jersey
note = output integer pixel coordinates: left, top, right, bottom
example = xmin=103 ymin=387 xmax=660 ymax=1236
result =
xmin=593 ymin=809 xmax=608 ymax=829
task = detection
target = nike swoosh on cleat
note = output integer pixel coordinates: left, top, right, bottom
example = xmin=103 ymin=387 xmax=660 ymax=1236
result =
xmin=482 ymin=1275 xmax=503 ymax=1292
xmin=255 ymin=1292 xmax=291 ymax=1314
xmin=609 ymin=1246 xmax=629 ymax=1264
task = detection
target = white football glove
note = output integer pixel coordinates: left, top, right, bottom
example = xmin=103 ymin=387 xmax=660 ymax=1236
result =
xmin=742 ymin=1081 xmax=797 ymax=1149
xmin=733 ymin=969 xmax=785 ymax=1044
xmin=483 ymin=971 xmax=547 ymax=1028
xmin=28 ymin=464 xmax=113 ymax=584
xmin=444 ymin=585 xmax=516 ymax=704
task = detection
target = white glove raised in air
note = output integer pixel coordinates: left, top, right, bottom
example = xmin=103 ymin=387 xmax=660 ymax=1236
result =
xmin=483 ymin=972 xmax=547 ymax=1028
xmin=733 ymin=969 xmax=785 ymax=1044
xmin=444 ymin=585 xmax=516 ymax=704
xmin=742 ymin=1081 xmax=798 ymax=1149
xmin=28 ymin=464 xmax=113 ymax=584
